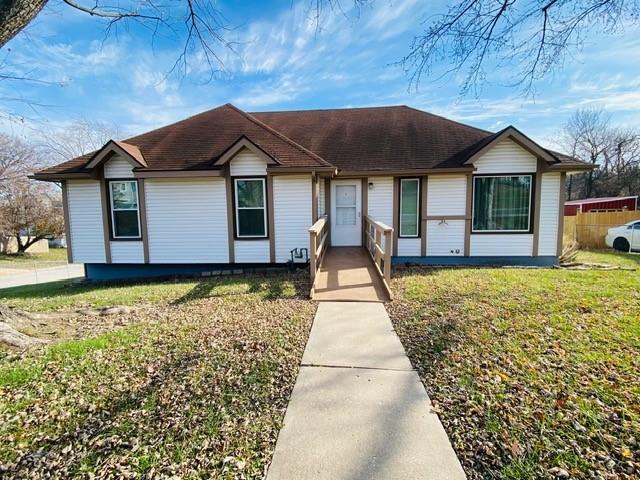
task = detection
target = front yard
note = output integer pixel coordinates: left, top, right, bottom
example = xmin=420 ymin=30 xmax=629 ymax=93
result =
xmin=0 ymin=272 xmax=314 ymax=478
xmin=388 ymin=250 xmax=639 ymax=479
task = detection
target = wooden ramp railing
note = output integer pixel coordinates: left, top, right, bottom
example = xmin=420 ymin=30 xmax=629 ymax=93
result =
xmin=309 ymin=215 xmax=329 ymax=295
xmin=364 ymin=216 xmax=393 ymax=299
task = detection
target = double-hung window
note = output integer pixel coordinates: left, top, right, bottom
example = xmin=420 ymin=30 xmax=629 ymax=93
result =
xmin=399 ymin=178 xmax=420 ymax=237
xmin=235 ymin=178 xmax=267 ymax=238
xmin=472 ymin=175 xmax=532 ymax=232
xmin=109 ymin=180 xmax=141 ymax=239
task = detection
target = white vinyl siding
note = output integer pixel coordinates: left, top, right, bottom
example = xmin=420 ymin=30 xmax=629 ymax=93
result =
xmin=318 ymin=179 xmax=326 ymax=216
xmin=235 ymin=240 xmax=270 ymax=262
xmin=467 ymin=139 xmax=538 ymax=257
xmin=474 ymin=139 xmax=537 ymax=174
xmin=110 ymin=241 xmax=144 ymax=263
xmin=67 ymin=180 xmax=106 ymax=263
xmin=427 ymin=175 xmax=466 ymax=216
xmin=366 ymin=176 xmax=394 ymax=254
xmin=426 ymin=220 xmax=465 ymax=256
xmin=274 ymin=175 xmax=312 ymax=263
xmin=145 ymin=179 xmax=228 ymax=263
xmin=229 ymin=148 xmax=267 ymax=176
xmin=367 ymin=177 xmax=394 ymax=226
xmin=397 ymin=237 xmax=421 ymax=256
xmin=538 ymin=172 xmax=562 ymax=256
xmin=470 ymin=234 xmax=534 ymax=256
xmin=103 ymin=156 xmax=134 ymax=178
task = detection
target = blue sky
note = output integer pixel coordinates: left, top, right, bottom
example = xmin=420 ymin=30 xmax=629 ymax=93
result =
xmin=2 ymin=0 xmax=640 ymax=150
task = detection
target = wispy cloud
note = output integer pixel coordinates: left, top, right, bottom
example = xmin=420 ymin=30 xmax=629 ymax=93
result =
xmin=1 ymin=0 xmax=639 ymax=148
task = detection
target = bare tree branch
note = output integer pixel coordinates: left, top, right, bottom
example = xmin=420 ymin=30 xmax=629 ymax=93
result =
xmin=402 ymin=0 xmax=640 ymax=95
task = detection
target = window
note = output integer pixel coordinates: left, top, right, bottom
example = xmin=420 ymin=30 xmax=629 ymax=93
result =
xmin=399 ymin=178 xmax=420 ymax=237
xmin=235 ymin=178 xmax=267 ymax=238
xmin=472 ymin=175 xmax=532 ymax=232
xmin=109 ymin=180 xmax=141 ymax=239
xmin=628 ymin=222 xmax=640 ymax=230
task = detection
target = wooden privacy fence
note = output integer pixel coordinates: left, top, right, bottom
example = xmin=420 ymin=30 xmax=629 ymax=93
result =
xmin=564 ymin=210 xmax=640 ymax=249
xmin=364 ymin=216 xmax=393 ymax=285
xmin=309 ymin=215 xmax=328 ymax=282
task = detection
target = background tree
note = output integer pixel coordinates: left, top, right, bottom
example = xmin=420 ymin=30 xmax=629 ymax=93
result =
xmin=0 ymin=133 xmax=63 ymax=254
xmin=0 ymin=179 xmax=64 ymax=254
xmin=402 ymin=0 xmax=640 ymax=94
xmin=38 ymin=119 xmax=122 ymax=163
xmin=560 ymin=109 xmax=640 ymax=200
xmin=0 ymin=133 xmax=41 ymax=193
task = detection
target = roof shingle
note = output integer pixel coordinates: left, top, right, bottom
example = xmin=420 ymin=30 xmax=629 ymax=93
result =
xmin=35 ymin=103 xmax=591 ymax=177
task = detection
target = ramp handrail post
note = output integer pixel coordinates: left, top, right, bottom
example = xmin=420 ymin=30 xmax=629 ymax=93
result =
xmin=309 ymin=215 xmax=328 ymax=282
xmin=383 ymin=230 xmax=392 ymax=283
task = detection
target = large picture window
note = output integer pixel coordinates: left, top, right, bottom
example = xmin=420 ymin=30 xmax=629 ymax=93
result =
xmin=235 ymin=178 xmax=267 ymax=238
xmin=109 ymin=180 xmax=141 ymax=239
xmin=399 ymin=178 xmax=420 ymax=237
xmin=472 ymin=175 xmax=532 ymax=232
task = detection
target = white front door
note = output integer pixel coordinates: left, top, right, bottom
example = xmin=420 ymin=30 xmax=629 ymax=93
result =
xmin=331 ymin=179 xmax=361 ymax=246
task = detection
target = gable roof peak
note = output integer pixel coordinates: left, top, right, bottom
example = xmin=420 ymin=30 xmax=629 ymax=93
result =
xmin=225 ymin=103 xmax=332 ymax=167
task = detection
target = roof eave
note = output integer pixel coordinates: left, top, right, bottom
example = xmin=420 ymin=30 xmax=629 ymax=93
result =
xmin=463 ymin=126 xmax=558 ymax=166
xmin=86 ymin=139 xmax=147 ymax=169
xmin=336 ymin=167 xmax=475 ymax=177
xmin=30 ymin=171 xmax=97 ymax=182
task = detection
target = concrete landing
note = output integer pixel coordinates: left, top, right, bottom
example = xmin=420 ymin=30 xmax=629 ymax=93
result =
xmin=266 ymin=302 xmax=466 ymax=480
xmin=312 ymin=247 xmax=389 ymax=302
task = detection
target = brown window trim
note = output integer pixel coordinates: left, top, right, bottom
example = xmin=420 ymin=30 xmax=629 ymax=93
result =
xmin=397 ymin=177 xmax=422 ymax=238
xmin=231 ymin=175 xmax=270 ymax=241
xmin=471 ymin=173 xmax=536 ymax=235
xmin=105 ymin=178 xmax=143 ymax=242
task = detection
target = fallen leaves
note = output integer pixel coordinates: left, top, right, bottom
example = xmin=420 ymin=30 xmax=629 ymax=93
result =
xmin=388 ymin=263 xmax=640 ymax=480
xmin=0 ymin=273 xmax=315 ymax=479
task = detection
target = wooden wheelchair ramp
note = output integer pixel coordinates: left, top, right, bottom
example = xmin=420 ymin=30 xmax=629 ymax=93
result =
xmin=311 ymin=247 xmax=390 ymax=302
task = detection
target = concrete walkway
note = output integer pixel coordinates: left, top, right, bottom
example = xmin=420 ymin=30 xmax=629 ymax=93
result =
xmin=0 ymin=264 xmax=84 ymax=289
xmin=267 ymin=302 xmax=466 ymax=480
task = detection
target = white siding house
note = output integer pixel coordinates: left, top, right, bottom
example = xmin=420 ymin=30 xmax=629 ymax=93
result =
xmin=145 ymin=178 xmax=228 ymax=263
xmin=274 ymin=175 xmax=312 ymax=263
xmin=35 ymin=104 xmax=587 ymax=280
xmin=426 ymin=175 xmax=467 ymax=257
xmin=367 ymin=176 xmax=394 ymax=253
xmin=538 ymin=173 xmax=562 ymax=256
xmin=473 ymin=139 xmax=537 ymax=174
xmin=66 ymin=180 xmax=106 ymax=263
xmin=470 ymin=139 xmax=538 ymax=257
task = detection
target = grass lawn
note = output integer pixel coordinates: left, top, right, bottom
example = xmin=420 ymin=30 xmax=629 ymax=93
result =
xmin=0 ymin=273 xmax=300 ymax=312
xmin=575 ymin=249 xmax=640 ymax=269
xmin=0 ymin=272 xmax=315 ymax=478
xmin=0 ymin=248 xmax=68 ymax=270
xmin=388 ymin=251 xmax=639 ymax=479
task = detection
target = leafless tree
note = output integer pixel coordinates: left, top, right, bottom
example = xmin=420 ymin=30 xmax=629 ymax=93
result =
xmin=2 ymin=1 xmax=639 ymax=97
xmin=402 ymin=0 xmax=640 ymax=94
xmin=0 ymin=133 xmax=62 ymax=253
xmin=1 ymin=0 xmax=233 ymax=83
xmin=38 ymin=119 xmax=122 ymax=163
xmin=0 ymin=133 xmax=42 ymax=193
xmin=0 ymin=179 xmax=64 ymax=254
xmin=560 ymin=109 xmax=640 ymax=199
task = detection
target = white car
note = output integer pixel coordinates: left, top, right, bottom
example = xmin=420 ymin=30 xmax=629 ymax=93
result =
xmin=605 ymin=220 xmax=640 ymax=252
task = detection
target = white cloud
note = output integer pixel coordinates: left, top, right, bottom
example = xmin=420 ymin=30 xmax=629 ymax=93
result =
xmin=233 ymin=73 xmax=309 ymax=108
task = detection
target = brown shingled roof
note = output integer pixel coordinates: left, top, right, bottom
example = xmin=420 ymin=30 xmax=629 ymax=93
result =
xmin=252 ymin=106 xmax=493 ymax=171
xmin=34 ymin=103 xmax=590 ymax=179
